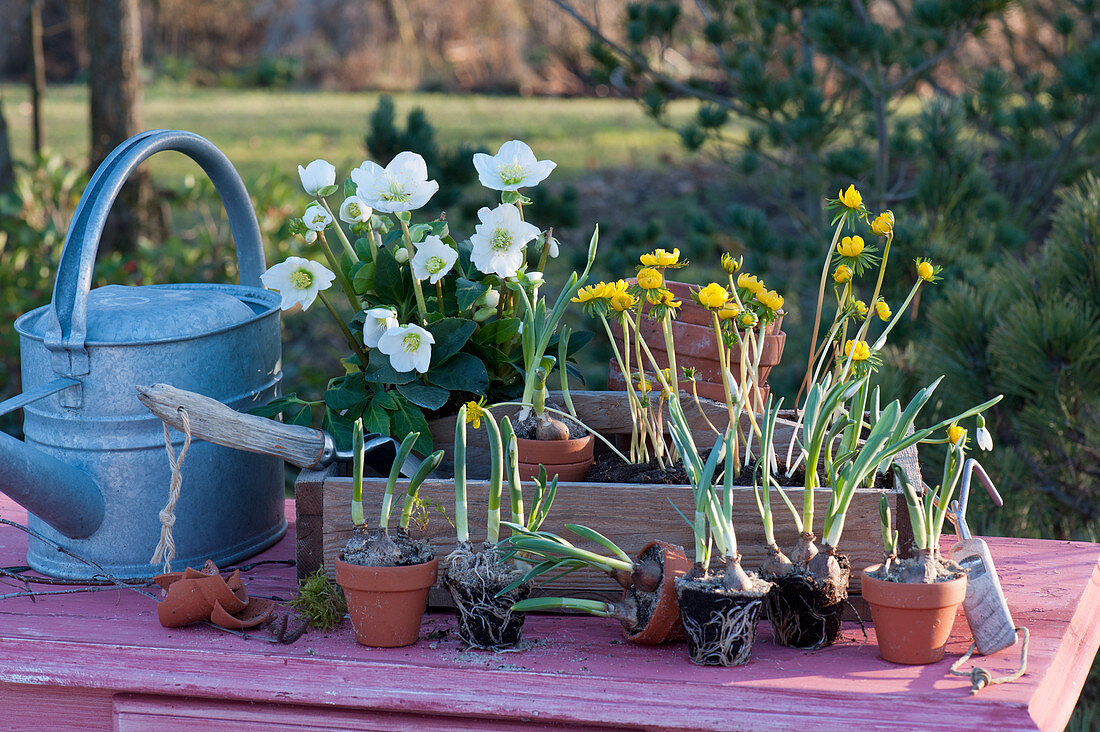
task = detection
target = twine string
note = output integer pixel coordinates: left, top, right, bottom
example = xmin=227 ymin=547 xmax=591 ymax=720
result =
xmin=151 ymin=407 xmax=192 ymax=574
xmin=949 ymin=626 xmax=1030 ymax=695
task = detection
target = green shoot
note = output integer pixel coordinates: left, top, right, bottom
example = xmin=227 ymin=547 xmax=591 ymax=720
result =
xmin=454 ymin=404 xmax=469 ymax=544
xmin=501 ymin=416 xmax=525 ymax=526
xmin=398 ymin=449 xmax=445 ymax=531
xmin=510 ymin=597 xmax=616 ymax=617
xmin=380 ymin=432 xmax=419 ymax=530
xmin=879 ymin=493 xmax=898 ymax=559
xmin=351 ymin=418 xmax=365 ymax=526
xmin=484 ymin=409 xmax=504 ymax=543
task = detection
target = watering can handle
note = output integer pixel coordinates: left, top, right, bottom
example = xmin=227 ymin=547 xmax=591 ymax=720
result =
xmin=44 ymin=129 xmax=266 ymax=378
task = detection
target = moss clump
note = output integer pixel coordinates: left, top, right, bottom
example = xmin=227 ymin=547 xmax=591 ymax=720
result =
xmin=289 ymin=569 xmax=347 ymax=630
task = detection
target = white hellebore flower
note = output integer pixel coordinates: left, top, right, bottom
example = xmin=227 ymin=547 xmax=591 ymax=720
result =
xmin=378 ymin=323 xmax=434 ymax=374
xmin=298 ymin=159 xmax=336 ymax=196
xmin=350 ymin=151 xmax=439 ymax=213
xmin=303 ymin=202 xmax=332 ymax=232
xmin=473 ymin=140 xmax=557 ymax=191
xmin=411 ymin=235 xmax=458 ymax=284
xmin=362 ymin=307 xmax=399 ymax=348
xmin=260 ymin=257 xmax=335 ymax=312
xmin=339 ymin=196 xmax=373 ymax=224
xmin=469 ymin=203 xmax=541 ymax=279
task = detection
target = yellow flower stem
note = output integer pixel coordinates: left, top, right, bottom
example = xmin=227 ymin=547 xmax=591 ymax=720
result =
xmin=660 ymin=312 xmax=680 ymax=399
xmin=690 ymin=380 xmax=722 ymax=436
xmin=631 ymin=312 xmax=654 ymax=462
xmin=318 ymin=290 xmax=370 ymax=368
xmin=315 ymin=232 xmax=362 ymax=314
xmin=399 ymin=218 xmax=429 ymax=322
xmin=853 ymin=231 xmax=893 ymax=347
xmin=601 ymin=313 xmax=643 ymax=463
xmin=798 ymin=214 xmax=848 ymax=406
xmin=318 ymin=198 xmax=359 ymax=262
xmin=872 ymin=279 xmax=924 ymax=350
xmin=711 ymin=311 xmax=740 ymax=448
xmin=617 ymin=316 xmax=641 ymax=462
xmin=624 ymin=314 xmax=672 ymax=394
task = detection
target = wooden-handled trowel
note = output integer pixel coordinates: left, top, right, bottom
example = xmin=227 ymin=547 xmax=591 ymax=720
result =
xmin=136 ymin=383 xmax=423 ymax=477
xmin=945 ymin=459 xmax=1017 ymax=656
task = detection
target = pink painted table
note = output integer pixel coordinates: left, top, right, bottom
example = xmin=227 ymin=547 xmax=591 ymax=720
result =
xmin=0 ymin=497 xmax=1097 ymax=731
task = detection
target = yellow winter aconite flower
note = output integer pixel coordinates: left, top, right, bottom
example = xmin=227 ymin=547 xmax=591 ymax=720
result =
xmin=948 ymin=424 xmax=967 ymax=446
xmin=718 ymin=302 xmax=742 ymax=321
xmin=737 ymin=272 xmax=765 ymax=295
xmin=876 ymin=300 xmax=892 ymax=321
xmin=655 ymin=288 xmax=681 ymax=309
xmin=721 ymin=253 xmax=742 ymax=274
xmin=697 ymin=283 xmax=729 ymax=309
xmin=839 ymin=184 xmax=863 ymax=210
xmin=917 ymin=260 xmax=935 ymax=282
xmin=572 ymin=282 xmax=610 ymax=304
xmin=757 ymin=289 xmax=784 ymax=311
xmin=833 ymin=264 xmax=853 ymax=283
xmin=740 ymin=311 xmax=758 ymax=328
xmin=640 ymin=248 xmax=681 ymax=268
xmin=854 ymin=299 xmax=868 ymax=318
xmin=837 ymin=235 xmax=865 ymax=258
xmin=636 ymin=376 xmax=653 ymax=394
xmin=636 ymin=267 xmax=663 ymax=290
xmin=871 ymin=211 xmax=895 ymax=236
xmin=844 ymin=339 xmax=870 ymax=361
xmin=465 ymin=401 xmax=486 ymax=430
xmin=610 ymin=290 xmax=638 ymax=312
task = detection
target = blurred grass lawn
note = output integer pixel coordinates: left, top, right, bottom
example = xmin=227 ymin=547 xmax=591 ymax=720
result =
xmin=1 ymin=83 xmax=697 ymax=182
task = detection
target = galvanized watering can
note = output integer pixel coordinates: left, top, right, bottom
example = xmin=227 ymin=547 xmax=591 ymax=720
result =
xmin=0 ymin=129 xmax=285 ymax=580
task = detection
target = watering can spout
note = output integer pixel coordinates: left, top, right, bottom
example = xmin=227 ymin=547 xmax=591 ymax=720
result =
xmin=0 ymin=429 xmax=105 ymax=539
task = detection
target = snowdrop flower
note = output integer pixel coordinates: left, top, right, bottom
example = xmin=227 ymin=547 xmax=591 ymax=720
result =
xmin=523 ymin=271 xmax=545 ymax=288
xmin=298 ymin=159 xmax=336 ymax=197
xmin=469 ymin=203 xmax=541 ymax=279
xmin=410 ymin=235 xmax=458 ymax=284
xmin=339 ymin=196 xmax=373 ymax=224
xmin=350 ymin=152 xmax=439 ymax=213
xmin=546 ymin=236 xmax=560 ymax=258
xmin=473 ymin=140 xmax=556 ymax=191
xmin=261 ymin=257 xmax=335 ymax=312
xmin=362 ymin=307 xmax=399 ymax=348
xmin=975 ymin=415 xmax=994 ymax=451
xmin=303 ymin=203 xmax=332 ymax=232
xmin=378 ymin=323 xmax=434 ymax=374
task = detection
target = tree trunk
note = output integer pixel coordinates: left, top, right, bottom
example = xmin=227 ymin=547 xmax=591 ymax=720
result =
xmin=0 ymin=91 xmax=15 ymax=197
xmin=86 ymin=0 xmax=150 ymax=254
xmin=28 ymin=0 xmax=46 ymax=157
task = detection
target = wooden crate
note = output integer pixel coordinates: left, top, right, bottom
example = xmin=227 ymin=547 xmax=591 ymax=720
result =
xmin=295 ymin=391 xmax=920 ymax=605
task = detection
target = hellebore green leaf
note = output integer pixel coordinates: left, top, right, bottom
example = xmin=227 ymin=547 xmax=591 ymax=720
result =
xmin=396 ymin=382 xmax=450 ymax=411
xmin=427 ymin=318 xmax=477 ymax=366
xmin=362 ymin=405 xmax=391 ymax=436
xmin=289 ymin=405 xmax=314 ymax=427
xmin=362 ymin=348 xmax=417 ymax=385
xmin=248 ymin=394 xmax=308 ymax=418
xmin=392 ymin=399 xmax=433 ymax=454
xmin=316 ymin=184 xmax=339 ymax=197
xmin=456 ymin=277 xmax=490 ymax=311
xmin=426 ymin=352 xmax=489 ymax=394
xmin=372 ymin=245 xmax=407 ymax=303
xmin=478 ymin=317 xmax=522 ymax=345
xmin=372 ymin=388 xmax=399 ymax=411
xmin=344 ymin=179 xmax=358 ymax=197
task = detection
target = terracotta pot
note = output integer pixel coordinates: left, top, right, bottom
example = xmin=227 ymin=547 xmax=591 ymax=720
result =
xmin=516 ymin=434 xmax=594 ymax=482
xmin=623 ymin=540 xmax=693 ymax=645
xmin=861 ymin=564 xmax=967 ymax=664
xmin=609 ymin=280 xmax=785 ymax=411
xmin=608 ymin=361 xmax=771 ymax=407
xmin=335 ymin=556 xmax=439 ymax=647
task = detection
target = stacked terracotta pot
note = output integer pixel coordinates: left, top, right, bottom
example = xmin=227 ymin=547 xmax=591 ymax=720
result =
xmin=607 ymin=281 xmax=786 ymax=408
